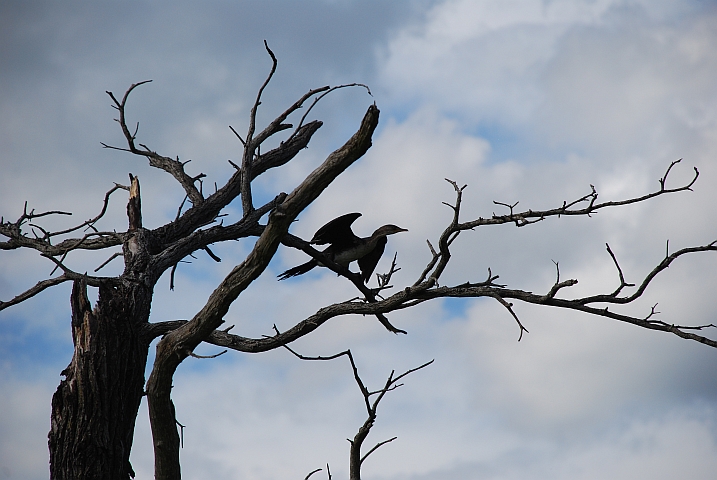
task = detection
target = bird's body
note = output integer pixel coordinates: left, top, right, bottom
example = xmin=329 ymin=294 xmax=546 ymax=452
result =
xmin=278 ymin=213 xmax=407 ymax=283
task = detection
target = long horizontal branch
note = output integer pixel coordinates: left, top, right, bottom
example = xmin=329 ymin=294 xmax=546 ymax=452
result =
xmin=145 ymin=227 xmax=717 ymax=352
xmin=0 ymin=229 xmax=122 ymax=255
xmin=461 ymin=159 xmax=698 ymax=230
xmin=414 ymin=284 xmax=717 ymax=348
xmin=147 ymin=255 xmax=716 ymax=355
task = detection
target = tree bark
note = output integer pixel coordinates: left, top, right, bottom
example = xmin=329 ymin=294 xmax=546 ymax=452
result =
xmin=48 ymin=279 xmax=152 ymax=479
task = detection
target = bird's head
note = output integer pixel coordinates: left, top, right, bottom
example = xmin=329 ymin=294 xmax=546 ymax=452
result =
xmin=372 ymin=224 xmax=408 ymax=238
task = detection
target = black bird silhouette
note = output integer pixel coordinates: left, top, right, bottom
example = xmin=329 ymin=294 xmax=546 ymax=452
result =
xmin=278 ymin=212 xmax=407 ymax=283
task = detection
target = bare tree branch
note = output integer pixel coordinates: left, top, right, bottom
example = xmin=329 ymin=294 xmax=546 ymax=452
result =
xmin=304 ymin=468 xmax=323 ymax=480
xmin=489 ymin=293 xmax=530 ymax=341
xmin=0 ymin=183 xmax=127 ymax=255
xmin=145 ymin=224 xmax=717 ymax=352
xmin=281 ymin=341 xmax=432 ymax=480
xmin=459 ymin=159 xmax=698 ymax=231
xmin=150 ymin=120 xmax=323 ymax=249
xmin=94 ymin=251 xmax=123 ymax=272
xmin=289 ymin=83 xmax=372 ymax=141
xmin=0 ymin=275 xmax=71 ymax=311
xmin=240 ymin=41 xmax=279 ymax=215
xmin=103 ymin=80 xmax=206 ymax=206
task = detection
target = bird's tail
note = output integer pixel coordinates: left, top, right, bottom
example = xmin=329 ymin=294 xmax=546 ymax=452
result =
xmin=277 ymin=259 xmax=318 ymax=280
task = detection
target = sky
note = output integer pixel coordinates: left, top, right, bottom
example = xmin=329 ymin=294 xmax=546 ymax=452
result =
xmin=1 ymin=1 xmax=717 ymax=479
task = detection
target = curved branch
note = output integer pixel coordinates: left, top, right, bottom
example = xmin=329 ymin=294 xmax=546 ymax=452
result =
xmin=0 ymin=275 xmax=71 ymax=311
xmin=240 ymin=41 xmax=278 ymax=215
xmin=46 ymin=183 xmax=129 ymax=239
xmin=289 ymin=83 xmax=372 ymax=141
xmin=104 ymin=80 xmax=205 ymax=205
xmin=575 ymin=241 xmax=717 ymax=306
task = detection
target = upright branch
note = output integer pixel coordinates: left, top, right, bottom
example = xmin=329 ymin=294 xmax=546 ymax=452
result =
xmin=345 ymin=359 xmax=433 ymax=480
xmin=127 ymin=174 xmax=142 ymax=231
xmin=281 ymin=340 xmax=432 ymax=480
xmin=241 ymin=41 xmax=278 ymax=215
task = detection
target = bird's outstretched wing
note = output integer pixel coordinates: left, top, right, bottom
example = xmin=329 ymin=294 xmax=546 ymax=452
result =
xmin=310 ymin=212 xmax=362 ymax=248
xmin=358 ymin=236 xmax=387 ymax=283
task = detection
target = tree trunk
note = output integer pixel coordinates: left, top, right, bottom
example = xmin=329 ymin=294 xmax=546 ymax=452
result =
xmin=48 ymin=279 xmax=152 ymax=480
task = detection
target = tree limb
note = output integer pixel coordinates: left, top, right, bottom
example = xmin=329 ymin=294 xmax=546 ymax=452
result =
xmin=146 ymin=103 xmax=380 ymax=480
xmin=280 ymin=341 xmax=431 ymax=480
xmin=0 ymin=275 xmax=71 ymax=311
xmin=104 ymin=80 xmax=206 ymax=206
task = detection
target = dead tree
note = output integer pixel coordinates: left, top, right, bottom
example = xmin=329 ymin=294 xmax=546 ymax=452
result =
xmin=1 ymin=46 xmax=716 ymax=479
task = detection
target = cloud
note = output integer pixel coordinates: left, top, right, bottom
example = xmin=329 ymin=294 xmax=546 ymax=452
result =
xmin=388 ymin=405 xmax=717 ymax=480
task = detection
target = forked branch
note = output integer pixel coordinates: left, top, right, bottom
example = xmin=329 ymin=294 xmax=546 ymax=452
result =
xmin=103 ymin=80 xmax=205 ymax=206
xmin=0 ymin=183 xmax=126 ymax=255
xmin=281 ymin=341 xmax=432 ymax=480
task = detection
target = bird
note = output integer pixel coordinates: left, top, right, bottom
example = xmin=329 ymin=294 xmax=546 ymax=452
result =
xmin=278 ymin=212 xmax=407 ymax=283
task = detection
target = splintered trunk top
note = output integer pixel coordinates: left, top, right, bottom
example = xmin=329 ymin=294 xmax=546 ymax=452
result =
xmin=48 ymin=270 xmax=152 ymax=479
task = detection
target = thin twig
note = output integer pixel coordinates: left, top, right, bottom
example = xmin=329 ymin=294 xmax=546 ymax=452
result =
xmin=95 ymin=251 xmax=123 ymax=272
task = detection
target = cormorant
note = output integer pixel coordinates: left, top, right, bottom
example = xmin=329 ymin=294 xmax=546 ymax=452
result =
xmin=278 ymin=212 xmax=407 ymax=283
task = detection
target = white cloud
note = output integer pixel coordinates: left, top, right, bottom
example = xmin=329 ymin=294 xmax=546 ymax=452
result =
xmin=378 ymin=0 xmax=620 ymax=125
xmin=387 ymin=406 xmax=717 ymax=479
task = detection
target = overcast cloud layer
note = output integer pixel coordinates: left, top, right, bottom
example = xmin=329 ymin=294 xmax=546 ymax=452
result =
xmin=1 ymin=1 xmax=716 ymax=479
